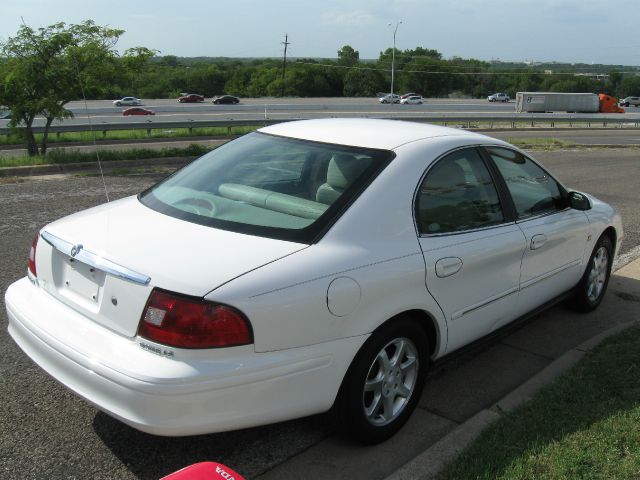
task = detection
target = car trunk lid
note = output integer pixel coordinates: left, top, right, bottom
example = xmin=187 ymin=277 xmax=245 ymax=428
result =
xmin=35 ymin=196 xmax=307 ymax=337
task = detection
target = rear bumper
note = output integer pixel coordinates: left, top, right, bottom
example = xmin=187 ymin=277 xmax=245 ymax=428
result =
xmin=5 ymin=277 xmax=364 ymax=436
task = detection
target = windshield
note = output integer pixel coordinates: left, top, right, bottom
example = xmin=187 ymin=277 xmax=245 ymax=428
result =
xmin=140 ymin=132 xmax=393 ymax=243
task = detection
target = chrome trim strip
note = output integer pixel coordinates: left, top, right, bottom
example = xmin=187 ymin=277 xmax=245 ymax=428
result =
xmin=41 ymin=231 xmax=151 ymax=285
xmin=419 ymin=221 xmax=517 ymax=238
xmin=520 ymin=260 xmax=580 ymax=291
xmin=451 ymin=286 xmax=519 ymax=321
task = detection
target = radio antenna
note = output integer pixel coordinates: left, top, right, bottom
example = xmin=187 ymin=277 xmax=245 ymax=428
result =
xmin=74 ymin=62 xmax=110 ymax=202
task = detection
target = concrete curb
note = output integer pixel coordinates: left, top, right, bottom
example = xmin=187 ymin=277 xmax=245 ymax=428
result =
xmin=384 ymin=318 xmax=640 ymax=480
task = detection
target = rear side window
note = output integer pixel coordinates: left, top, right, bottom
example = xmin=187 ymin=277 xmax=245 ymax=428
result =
xmin=486 ymin=147 xmax=565 ymax=219
xmin=416 ymin=148 xmax=504 ymax=234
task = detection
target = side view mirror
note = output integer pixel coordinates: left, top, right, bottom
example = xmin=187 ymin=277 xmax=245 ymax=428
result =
xmin=568 ymin=191 xmax=591 ymax=211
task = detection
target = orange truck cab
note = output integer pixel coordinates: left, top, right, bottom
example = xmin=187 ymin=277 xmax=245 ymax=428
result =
xmin=599 ymin=94 xmax=625 ymax=113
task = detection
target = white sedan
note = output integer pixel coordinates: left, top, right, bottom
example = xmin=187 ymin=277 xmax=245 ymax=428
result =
xmin=379 ymin=94 xmax=401 ymax=104
xmin=5 ymin=119 xmax=622 ymax=444
xmin=400 ymin=95 xmax=423 ymax=105
xmin=113 ymin=96 xmax=141 ymax=107
xmin=487 ymin=92 xmax=510 ymax=102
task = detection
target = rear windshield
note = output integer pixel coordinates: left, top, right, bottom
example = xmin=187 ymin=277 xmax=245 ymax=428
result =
xmin=139 ymin=132 xmax=393 ymax=243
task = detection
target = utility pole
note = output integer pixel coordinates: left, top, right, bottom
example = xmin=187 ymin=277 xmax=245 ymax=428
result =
xmin=281 ymin=34 xmax=290 ymax=97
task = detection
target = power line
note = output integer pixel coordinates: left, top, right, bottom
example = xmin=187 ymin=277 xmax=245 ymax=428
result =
xmin=294 ymin=61 xmax=640 ymax=76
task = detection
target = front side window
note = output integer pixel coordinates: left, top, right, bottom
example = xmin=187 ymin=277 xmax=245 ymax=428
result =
xmin=416 ymin=148 xmax=504 ymax=234
xmin=140 ymin=132 xmax=392 ymax=243
xmin=486 ymin=147 xmax=565 ymax=219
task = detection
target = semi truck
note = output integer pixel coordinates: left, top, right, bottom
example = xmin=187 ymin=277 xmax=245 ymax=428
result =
xmin=515 ymin=92 xmax=623 ymax=113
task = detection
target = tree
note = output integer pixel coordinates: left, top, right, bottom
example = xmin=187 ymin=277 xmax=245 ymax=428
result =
xmin=337 ymin=45 xmax=359 ymax=67
xmin=0 ymin=21 xmax=147 ymax=155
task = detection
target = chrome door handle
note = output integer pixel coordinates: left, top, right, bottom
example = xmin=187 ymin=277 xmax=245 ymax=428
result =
xmin=435 ymin=257 xmax=463 ymax=278
xmin=530 ymin=234 xmax=547 ymax=250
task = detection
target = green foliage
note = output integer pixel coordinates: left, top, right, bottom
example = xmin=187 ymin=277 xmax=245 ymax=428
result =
xmin=438 ymin=326 xmax=640 ymax=480
xmin=337 ymin=45 xmax=359 ymax=67
xmin=0 ymin=20 xmax=150 ymax=156
xmin=0 ymin=144 xmax=211 ymax=168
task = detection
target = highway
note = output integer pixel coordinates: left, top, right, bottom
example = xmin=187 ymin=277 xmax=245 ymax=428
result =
xmin=2 ymin=97 xmax=639 ymax=128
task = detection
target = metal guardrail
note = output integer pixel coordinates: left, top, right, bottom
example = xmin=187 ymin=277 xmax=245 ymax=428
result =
xmin=1 ymin=114 xmax=639 ymax=136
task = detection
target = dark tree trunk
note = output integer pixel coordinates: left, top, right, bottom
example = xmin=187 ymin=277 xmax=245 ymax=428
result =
xmin=40 ymin=116 xmax=54 ymax=155
xmin=24 ymin=117 xmax=39 ymax=157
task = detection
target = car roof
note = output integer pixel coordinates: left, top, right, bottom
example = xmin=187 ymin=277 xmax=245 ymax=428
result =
xmin=259 ymin=118 xmax=484 ymax=150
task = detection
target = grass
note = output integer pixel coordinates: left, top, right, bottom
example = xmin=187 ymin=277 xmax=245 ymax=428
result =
xmin=437 ymin=325 xmax=640 ymax=480
xmin=506 ymin=137 xmax=576 ymax=150
xmin=0 ymin=144 xmax=211 ymax=168
xmin=0 ymin=125 xmax=259 ymax=146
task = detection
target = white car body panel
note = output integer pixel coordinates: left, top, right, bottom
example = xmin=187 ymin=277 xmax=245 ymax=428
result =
xmin=419 ymin=224 xmax=526 ymax=352
xmin=512 ymin=210 xmax=590 ymax=318
xmin=6 ymin=277 xmax=364 ymax=435
xmin=4 ymin=118 xmax=624 ymax=436
xmin=37 ymin=196 xmax=307 ymax=336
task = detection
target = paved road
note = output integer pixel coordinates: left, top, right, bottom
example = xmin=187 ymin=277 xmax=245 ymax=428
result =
xmin=1 ymin=98 xmax=639 ymax=128
xmin=487 ymin=129 xmax=640 ymax=145
xmin=1 ymin=128 xmax=639 ymax=158
xmin=0 ymin=149 xmax=638 ymax=479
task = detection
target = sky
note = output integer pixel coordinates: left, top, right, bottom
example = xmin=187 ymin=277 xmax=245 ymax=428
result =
xmin=1 ymin=0 xmax=639 ymax=65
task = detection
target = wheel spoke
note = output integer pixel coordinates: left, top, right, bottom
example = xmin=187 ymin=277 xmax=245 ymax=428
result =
xmin=382 ymin=393 xmax=395 ymax=421
xmin=400 ymin=355 xmax=416 ymax=374
xmin=365 ymin=376 xmax=383 ymax=393
xmin=390 ymin=339 xmax=406 ymax=368
xmin=378 ymin=349 xmax=391 ymax=375
xmin=365 ymin=393 xmax=382 ymax=418
xmin=397 ymin=383 xmax=411 ymax=398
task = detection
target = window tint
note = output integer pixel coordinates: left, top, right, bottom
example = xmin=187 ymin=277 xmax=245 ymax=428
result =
xmin=487 ymin=147 xmax=564 ymax=219
xmin=416 ymin=148 xmax=504 ymax=234
xmin=140 ymin=132 xmax=392 ymax=243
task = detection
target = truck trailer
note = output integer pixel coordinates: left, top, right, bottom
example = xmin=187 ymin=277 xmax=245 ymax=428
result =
xmin=515 ymin=92 xmax=623 ymax=113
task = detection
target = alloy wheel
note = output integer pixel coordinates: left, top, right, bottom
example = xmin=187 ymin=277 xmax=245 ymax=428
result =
xmin=363 ymin=337 xmax=419 ymax=426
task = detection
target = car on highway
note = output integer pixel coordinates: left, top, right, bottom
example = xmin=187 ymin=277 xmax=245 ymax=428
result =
xmin=178 ymin=94 xmax=205 ymax=103
xmin=113 ymin=97 xmax=141 ymax=107
xmin=400 ymin=92 xmax=420 ymax=100
xmin=0 ymin=108 xmax=11 ymax=119
xmin=5 ymin=118 xmax=622 ymax=444
xmin=379 ymin=94 xmax=401 ymax=104
xmin=619 ymin=96 xmax=640 ymax=107
xmin=212 ymin=95 xmax=240 ymax=105
xmin=122 ymin=107 xmax=155 ymax=116
xmin=400 ymin=95 xmax=423 ymax=105
xmin=487 ymin=92 xmax=510 ymax=102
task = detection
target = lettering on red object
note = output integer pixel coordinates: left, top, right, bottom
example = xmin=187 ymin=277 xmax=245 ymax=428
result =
xmin=216 ymin=465 xmax=236 ymax=480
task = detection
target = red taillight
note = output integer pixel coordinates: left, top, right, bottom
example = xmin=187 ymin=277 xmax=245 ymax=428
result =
xmin=28 ymin=233 xmax=39 ymax=277
xmin=138 ymin=289 xmax=253 ymax=349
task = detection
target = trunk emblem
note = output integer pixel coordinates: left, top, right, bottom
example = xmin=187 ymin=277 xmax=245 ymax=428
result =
xmin=70 ymin=244 xmax=83 ymax=257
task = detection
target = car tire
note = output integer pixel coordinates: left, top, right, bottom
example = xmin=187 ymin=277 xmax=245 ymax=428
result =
xmin=570 ymin=234 xmax=613 ymax=312
xmin=335 ymin=316 xmax=429 ymax=444
xmin=116 ymin=102 xmax=121 ymax=107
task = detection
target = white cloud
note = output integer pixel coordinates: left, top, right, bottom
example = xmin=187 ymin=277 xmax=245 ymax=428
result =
xmin=320 ymin=11 xmax=376 ymax=27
